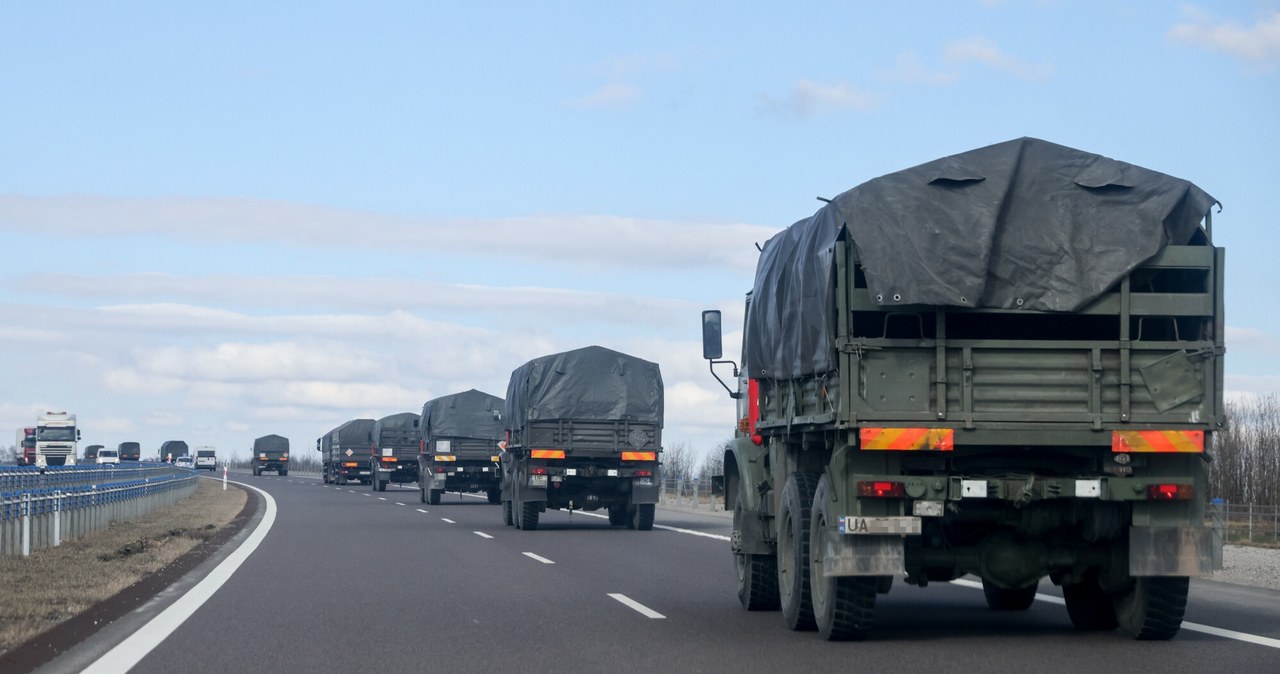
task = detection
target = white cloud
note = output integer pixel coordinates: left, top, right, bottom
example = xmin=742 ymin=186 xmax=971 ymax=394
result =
xmin=759 ymin=79 xmax=883 ymax=118
xmin=590 ymin=53 xmax=680 ymax=80
xmin=944 ymin=36 xmax=1053 ymax=81
xmin=880 ymin=52 xmax=958 ymax=86
xmin=1168 ymin=9 xmax=1280 ymax=66
xmin=136 ymin=341 xmax=380 ymax=382
xmin=0 ymin=195 xmax=771 ymax=273
xmin=567 ymin=83 xmax=641 ymax=108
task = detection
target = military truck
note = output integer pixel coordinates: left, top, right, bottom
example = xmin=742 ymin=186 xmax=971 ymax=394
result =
xmin=319 ymin=419 xmax=375 ymax=485
xmin=83 ymin=444 xmax=102 ymax=464
xmin=501 ymin=345 xmax=663 ymax=531
xmin=369 ymin=412 xmax=420 ymax=492
xmin=251 ymin=434 xmax=289 ymax=476
xmin=419 ymin=389 xmax=504 ymax=505
xmin=117 ymin=441 xmax=142 ymax=462
xmin=702 ymin=138 xmax=1222 ymax=641
xmin=159 ymin=440 xmax=188 ymax=462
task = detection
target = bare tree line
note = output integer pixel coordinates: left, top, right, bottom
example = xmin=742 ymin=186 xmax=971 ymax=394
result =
xmin=1208 ymin=393 xmax=1280 ymax=506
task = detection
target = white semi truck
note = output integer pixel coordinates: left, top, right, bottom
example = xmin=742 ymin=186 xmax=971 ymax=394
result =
xmin=35 ymin=411 xmax=79 ymax=467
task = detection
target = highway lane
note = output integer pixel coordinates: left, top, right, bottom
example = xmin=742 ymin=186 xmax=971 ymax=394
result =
xmin=62 ymin=473 xmax=1280 ymax=673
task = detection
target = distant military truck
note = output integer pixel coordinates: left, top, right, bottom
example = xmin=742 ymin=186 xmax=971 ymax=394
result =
xmin=251 ymin=434 xmax=289 ymax=476
xmin=159 ymin=440 xmax=188 ymax=462
xmin=419 ymin=389 xmax=504 ymax=505
xmin=117 ymin=441 xmax=142 ymax=462
xmin=501 ymin=345 xmax=663 ymax=531
xmin=370 ymin=412 xmax=420 ymax=492
xmin=83 ymin=444 xmax=103 ymax=464
xmin=318 ymin=419 xmax=375 ymax=485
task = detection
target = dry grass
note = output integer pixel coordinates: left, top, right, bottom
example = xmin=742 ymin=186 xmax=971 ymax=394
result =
xmin=0 ymin=479 xmax=246 ymax=655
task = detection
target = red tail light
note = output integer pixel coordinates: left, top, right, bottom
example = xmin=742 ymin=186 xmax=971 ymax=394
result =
xmin=531 ymin=467 xmax=548 ymax=475
xmin=1147 ymin=483 xmax=1194 ymax=500
xmin=634 ymin=469 xmax=653 ymax=477
xmin=857 ymin=481 xmax=906 ymax=498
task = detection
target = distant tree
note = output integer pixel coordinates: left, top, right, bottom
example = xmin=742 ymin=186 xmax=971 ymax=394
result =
xmin=697 ymin=441 xmax=728 ymax=480
xmin=1 ymin=443 xmax=15 ymax=464
xmin=1208 ymin=393 xmax=1280 ymax=506
xmin=662 ymin=441 xmax=696 ymax=482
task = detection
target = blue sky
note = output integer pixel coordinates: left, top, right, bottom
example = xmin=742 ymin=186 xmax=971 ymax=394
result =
xmin=2 ymin=1 xmax=1278 ymax=461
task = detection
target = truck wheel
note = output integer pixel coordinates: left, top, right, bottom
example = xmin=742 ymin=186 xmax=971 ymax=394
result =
xmin=608 ymin=506 xmax=626 ymax=526
xmin=735 ymin=552 xmax=781 ymax=611
xmin=503 ymin=499 xmax=514 ymax=526
xmin=428 ymin=489 xmax=442 ymax=505
xmin=419 ymin=484 xmax=427 ymax=503
xmin=1113 ymin=576 xmax=1188 ymax=640
xmin=778 ymin=472 xmax=821 ymax=631
xmin=982 ymin=578 xmax=1037 ymax=611
xmin=487 ymin=488 xmax=501 ymax=505
xmin=1063 ymin=573 xmax=1118 ymax=631
xmin=280 ymin=469 xmax=288 ymax=476
xmin=636 ymin=503 xmax=655 ymax=531
xmin=377 ymin=479 xmax=387 ymax=492
xmin=810 ymin=474 xmax=876 ymax=640
xmin=519 ymin=501 xmax=540 ymax=531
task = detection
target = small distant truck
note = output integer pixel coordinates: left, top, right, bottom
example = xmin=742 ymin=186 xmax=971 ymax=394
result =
xmin=83 ymin=444 xmax=103 ymax=464
xmin=319 ymin=419 xmax=375 ymax=485
xmin=370 ymin=412 xmax=420 ymax=492
xmin=159 ymin=440 xmax=188 ymax=462
xmin=117 ymin=441 xmax=142 ymax=462
xmin=501 ymin=345 xmax=664 ymax=531
xmin=251 ymin=435 xmax=289 ymax=476
xmin=419 ymin=389 xmax=505 ymax=505
xmin=16 ymin=428 xmax=37 ymax=465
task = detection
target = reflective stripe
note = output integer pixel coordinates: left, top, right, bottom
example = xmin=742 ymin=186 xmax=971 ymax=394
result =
xmin=1111 ymin=430 xmax=1204 ymax=453
xmin=530 ymin=449 xmax=565 ymax=459
xmin=620 ymin=451 xmax=656 ymax=461
xmin=859 ymin=427 xmax=954 ymax=451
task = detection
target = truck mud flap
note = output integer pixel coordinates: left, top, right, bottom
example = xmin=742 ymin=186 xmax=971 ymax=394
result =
xmin=821 ymin=531 xmax=906 ymax=577
xmin=1128 ymin=526 xmax=1214 ymax=576
xmin=631 ymin=480 xmax=659 ymax=504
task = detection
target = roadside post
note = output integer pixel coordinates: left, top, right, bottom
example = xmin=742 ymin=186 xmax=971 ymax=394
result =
xmin=223 ymin=463 xmax=228 ymax=491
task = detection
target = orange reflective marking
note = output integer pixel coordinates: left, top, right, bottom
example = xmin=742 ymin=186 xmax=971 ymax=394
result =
xmin=620 ymin=451 xmax=656 ymax=461
xmin=859 ymin=427 xmax=954 ymax=451
xmin=1111 ymin=430 xmax=1204 ymax=453
xmin=530 ymin=449 xmax=566 ymax=459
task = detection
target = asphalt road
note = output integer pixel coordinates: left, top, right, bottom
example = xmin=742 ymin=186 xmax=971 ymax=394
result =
xmin=43 ymin=473 xmax=1280 ymax=673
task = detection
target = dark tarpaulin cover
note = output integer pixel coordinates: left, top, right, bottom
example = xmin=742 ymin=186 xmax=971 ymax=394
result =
xmin=504 ymin=345 xmax=664 ymax=431
xmin=160 ymin=440 xmax=188 ymax=456
xmin=747 ymin=137 xmax=1219 ymax=379
xmin=421 ymin=389 xmax=504 ymax=440
xmin=253 ymin=434 xmax=289 ymax=453
xmin=327 ymin=419 xmax=374 ymax=447
xmin=373 ymin=412 xmax=419 ymax=441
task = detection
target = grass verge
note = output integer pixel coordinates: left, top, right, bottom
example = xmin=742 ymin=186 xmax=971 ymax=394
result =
xmin=0 ymin=478 xmax=247 ymax=658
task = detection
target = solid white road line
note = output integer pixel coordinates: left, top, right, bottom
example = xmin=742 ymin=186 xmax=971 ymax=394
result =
xmin=654 ymin=524 xmax=730 ymax=541
xmin=82 ymin=479 xmax=277 ymax=674
xmin=441 ymin=518 xmax=456 ymax=524
xmin=378 ymin=497 xmax=386 ymax=501
xmin=474 ymin=531 xmax=493 ymax=539
xmin=395 ymin=502 xmax=406 ymax=506
xmin=608 ymin=593 xmax=666 ymax=619
xmin=523 ymin=552 xmax=555 ymax=564
xmin=416 ymin=509 xmax=429 ymax=514
xmin=949 ymin=578 xmax=1280 ymax=649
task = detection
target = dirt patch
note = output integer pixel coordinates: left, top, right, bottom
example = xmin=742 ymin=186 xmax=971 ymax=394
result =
xmin=0 ymin=479 xmax=250 ymax=669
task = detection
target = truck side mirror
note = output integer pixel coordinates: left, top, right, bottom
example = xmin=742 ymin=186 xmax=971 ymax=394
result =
xmin=702 ymin=310 xmax=723 ymax=360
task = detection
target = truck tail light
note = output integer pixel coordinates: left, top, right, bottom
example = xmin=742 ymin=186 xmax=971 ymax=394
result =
xmin=1147 ymin=484 xmax=1194 ymax=500
xmin=435 ymin=467 xmax=446 ymax=474
xmin=531 ymin=467 xmax=549 ymax=475
xmin=381 ymin=457 xmax=397 ymax=463
xmin=342 ymin=462 xmax=358 ymax=467
xmin=530 ymin=449 xmax=565 ymax=459
xmin=634 ymin=469 xmax=653 ymax=477
xmin=857 ymin=481 xmax=906 ymax=498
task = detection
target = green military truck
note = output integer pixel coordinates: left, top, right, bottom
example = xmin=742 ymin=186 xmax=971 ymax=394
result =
xmin=319 ymin=419 xmax=375 ymax=485
xmin=501 ymin=345 xmax=664 ymax=531
xmin=419 ymin=389 xmax=505 ymax=505
xmin=160 ymin=440 xmax=188 ymax=462
xmin=702 ymin=138 xmax=1222 ymax=641
xmin=117 ymin=441 xmax=142 ymax=462
xmin=251 ymin=434 xmax=290 ymax=476
xmin=370 ymin=412 xmax=420 ymax=492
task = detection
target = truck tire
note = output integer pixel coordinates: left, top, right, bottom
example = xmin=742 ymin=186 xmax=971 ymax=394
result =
xmin=608 ymin=506 xmax=626 ymax=526
xmin=1063 ymin=573 xmax=1118 ymax=631
xmin=428 ymin=489 xmax=442 ymax=505
xmin=778 ymin=472 xmax=821 ymax=632
xmin=419 ymin=483 xmax=427 ymax=504
xmin=982 ymin=578 xmax=1037 ymax=611
xmin=519 ymin=502 xmax=540 ymax=530
xmin=280 ymin=469 xmax=288 ymax=476
xmin=503 ymin=499 xmax=514 ymax=526
xmin=735 ymin=552 xmax=781 ymax=611
xmin=1113 ymin=576 xmax=1188 ymax=640
xmin=810 ymin=474 xmax=876 ymax=640
xmin=487 ymin=488 xmax=501 ymax=504
xmin=377 ymin=478 xmax=387 ymax=492
xmin=635 ymin=503 xmax=655 ymax=531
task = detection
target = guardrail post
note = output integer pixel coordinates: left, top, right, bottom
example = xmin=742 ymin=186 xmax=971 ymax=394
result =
xmin=53 ymin=490 xmax=62 ymax=547
xmin=21 ymin=493 xmax=31 ymax=557
xmin=1209 ymin=498 xmax=1224 ymax=570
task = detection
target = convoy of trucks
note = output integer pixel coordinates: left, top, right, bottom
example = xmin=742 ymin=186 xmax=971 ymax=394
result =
xmin=418 ymin=389 xmax=504 ymax=505
xmin=34 ymin=411 xmax=79 ymax=467
xmin=319 ymin=419 xmax=374 ymax=485
xmin=251 ymin=434 xmax=290 ymax=476
xmin=500 ymin=346 xmax=663 ymax=531
xmin=701 ymin=138 xmax=1222 ymax=641
xmin=370 ymin=413 xmax=420 ymax=492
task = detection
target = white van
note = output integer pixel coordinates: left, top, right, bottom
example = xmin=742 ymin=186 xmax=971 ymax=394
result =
xmin=194 ymin=447 xmax=218 ymax=471
xmin=97 ymin=448 xmax=120 ymax=465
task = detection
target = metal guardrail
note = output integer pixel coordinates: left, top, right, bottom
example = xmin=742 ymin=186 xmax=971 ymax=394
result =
xmin=0 ymin=464 xmax=199 ymax=557
xmin=1209 ymin=501 xmax=1280 ymax=546
xmin=659 ymin=478 xmax=724 ymax=512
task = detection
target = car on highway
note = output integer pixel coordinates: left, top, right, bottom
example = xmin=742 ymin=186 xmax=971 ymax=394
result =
xmin=175 ymin=456 xmax=195 ymax=469
xmin=96 ymin=448 xmax=120 ymax=465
